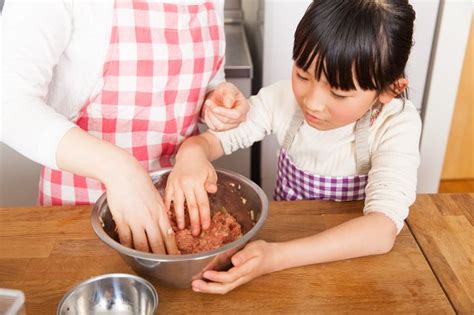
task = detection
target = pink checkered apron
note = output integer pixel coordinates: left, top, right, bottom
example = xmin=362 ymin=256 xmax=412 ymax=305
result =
xmin=274 ymin=108 xmax=372 ymax=201
xmin=39 ymin=0 xmax=225 ymax=205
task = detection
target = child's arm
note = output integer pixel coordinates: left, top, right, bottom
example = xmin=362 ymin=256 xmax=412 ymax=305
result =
xmin=165 ymin=131 xmax=225 ymax=236
xmin=192 ymin=211 xmax=396 ymax=294
xmin=166 ymin=82 xmax=288 ymax=235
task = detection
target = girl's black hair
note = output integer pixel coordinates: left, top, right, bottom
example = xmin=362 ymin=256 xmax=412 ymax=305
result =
xmin=293 ymin=0 xmax=416 ymax=97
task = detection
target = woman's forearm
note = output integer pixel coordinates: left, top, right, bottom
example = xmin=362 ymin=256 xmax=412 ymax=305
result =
xmin=55 ymin=127 xmax=139 ymax=185
xmin=271 ymin=212 xmax=398 ymax=272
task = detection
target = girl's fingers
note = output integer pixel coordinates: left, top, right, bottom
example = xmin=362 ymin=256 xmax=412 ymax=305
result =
xmin=194 ymin=185 xmax=211 ymax=230
xmin=130 ymin=225 xmax=150 ymax=253
xmin=115 ymin=220 xmax=133 ymax=248
xmin=192 ymin=276 xmax=248 ymax=295
xmin=192 ymin=278 xmax=233 ymax=294
xmin=205 ymin=168 xmax=218 ymax=193
xmin=203 ymin=258 xmax=255 ymax=283
xmin=183 ymin=187 xmax=201 ymax=236
xmin=173 ymin=188 xmax=186 ymax=230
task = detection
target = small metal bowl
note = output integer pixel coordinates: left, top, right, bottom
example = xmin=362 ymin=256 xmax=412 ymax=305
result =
xmin=57 ymin=273 xmax=158 ymax=315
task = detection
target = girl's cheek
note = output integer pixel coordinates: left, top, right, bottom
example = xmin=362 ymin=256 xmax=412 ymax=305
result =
xmin=330 ymin=106 xmax=360 ymax=125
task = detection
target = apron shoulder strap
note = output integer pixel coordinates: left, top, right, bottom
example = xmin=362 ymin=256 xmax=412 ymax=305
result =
xmin=282 ymin=106 xmax=305 ymax=150
xmin=355 ymin=110 xmax=371 ymax=174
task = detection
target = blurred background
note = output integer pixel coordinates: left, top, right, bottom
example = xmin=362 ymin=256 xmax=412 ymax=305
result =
xmin=1 ymin=0 xmax=472 ymax=206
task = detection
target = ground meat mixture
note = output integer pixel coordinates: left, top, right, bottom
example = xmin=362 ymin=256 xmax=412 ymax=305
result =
xmin=168 ymin=208 xmax=242 ymax=254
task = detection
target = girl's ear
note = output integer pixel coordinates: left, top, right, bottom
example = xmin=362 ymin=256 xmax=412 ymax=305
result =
xmin=378 ymin=78 xmax=408 ymax=104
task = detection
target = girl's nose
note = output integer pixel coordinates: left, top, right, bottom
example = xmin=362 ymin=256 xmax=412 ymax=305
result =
xmin=303 ymin=89 xmax=325 ymax=112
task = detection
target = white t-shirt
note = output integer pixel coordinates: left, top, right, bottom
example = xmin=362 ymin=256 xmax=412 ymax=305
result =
xmin=1 ymin=0 xmax=225 ymax=169
xmin=214 ymin=80 xmax=422 ymax=233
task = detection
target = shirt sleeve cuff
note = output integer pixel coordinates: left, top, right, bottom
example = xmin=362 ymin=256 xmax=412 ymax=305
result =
xmin=208 ymin=129 xmax=233 ymax=155
xmin=38 ymin=117 xmax=77 ymax=170
xmin=363 ymin=208 xmax=406 ymax=235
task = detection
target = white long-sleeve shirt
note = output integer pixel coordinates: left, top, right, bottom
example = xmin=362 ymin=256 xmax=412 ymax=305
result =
xmin=1 ymin=0 xmax=225 ymax=169
xmin=214 ymin=80 xmax=422 ymax=232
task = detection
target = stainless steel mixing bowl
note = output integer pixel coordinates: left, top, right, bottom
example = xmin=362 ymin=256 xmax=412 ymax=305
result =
xmin=57 ymin=273 xmax=158 ymax=315
xmin=91 ymin=168 xmax=268 ymax=289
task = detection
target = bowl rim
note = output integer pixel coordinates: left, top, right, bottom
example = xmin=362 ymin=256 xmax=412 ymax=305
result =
xmin=56 ymin=273 xmax=158 ymax=315
xmin=91 ymin=167 xmax=269 ymax=262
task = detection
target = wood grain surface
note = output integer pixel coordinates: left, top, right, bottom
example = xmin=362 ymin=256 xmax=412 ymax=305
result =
xmin=407 ymin=193 xmax=474 ymax=314
xmin=0 ymin=199 xmax=456 ymax=314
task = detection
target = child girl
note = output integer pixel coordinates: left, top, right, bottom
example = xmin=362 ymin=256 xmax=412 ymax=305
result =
xmin=2 ymin=0 xmax=249 ymax=255
xmin=166 ymin=0 xmax=421 ymax=294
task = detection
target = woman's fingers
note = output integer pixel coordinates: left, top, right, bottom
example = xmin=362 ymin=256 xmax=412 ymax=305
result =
xmin=130 ymin=224 xmax=150 ymax=253
xmin=145 ymin=222 xmax=166 ymax=254
xmin=157 ymin=214 xmax=181 ymax=255
xmin=164 ymin=184 xmax=174 ymax=213
xmin=210 ymin=104 xmax=242 ymax=121
xmin=204 ymin=98 xmax=247 ymax=131
xmin=207 ymin=109 xmax=226 ymax=131
xmin=115 ymin=220 xmax=133 ymax=248
xmin=204 ymin=106 xmax=217 ymax=131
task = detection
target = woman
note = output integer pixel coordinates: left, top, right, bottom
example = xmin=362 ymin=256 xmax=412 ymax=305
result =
xmin=2 ymin=0 xmax=249 ymax=254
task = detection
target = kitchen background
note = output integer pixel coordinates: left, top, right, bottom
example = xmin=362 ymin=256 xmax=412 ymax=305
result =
xmin=1 ymin=0 xmax=472 ymax=206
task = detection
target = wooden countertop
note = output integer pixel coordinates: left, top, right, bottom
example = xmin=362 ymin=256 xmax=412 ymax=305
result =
xmin=1 ymin=195 xmax=469 ymax=314
xmin=407 ymin=193 xmax=473 ymax=314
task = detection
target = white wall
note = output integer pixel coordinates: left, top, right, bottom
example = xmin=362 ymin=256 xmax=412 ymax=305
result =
xmin=0 ymin=144 xmax=41 ymax=206
xmin=260 ymin=0 xmax=310 ymax=198
xmin=417 ymin=2 xmax=472 ymax=192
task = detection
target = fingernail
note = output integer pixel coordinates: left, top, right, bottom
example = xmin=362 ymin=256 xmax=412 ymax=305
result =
xmin=224 ymin=96 xmax=234 ymax=108
xmin=192 ymin=286 xmax=201 ymax=292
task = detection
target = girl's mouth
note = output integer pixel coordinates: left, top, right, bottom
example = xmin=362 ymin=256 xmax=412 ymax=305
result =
xmin=304 ymin=111 xmax=324 ymax=123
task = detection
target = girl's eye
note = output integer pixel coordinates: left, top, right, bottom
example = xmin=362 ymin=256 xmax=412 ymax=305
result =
xmin=331 ymin=91 xmax=347 ymax=99
xmin=297 ymin=73 xmax=309 ymax=81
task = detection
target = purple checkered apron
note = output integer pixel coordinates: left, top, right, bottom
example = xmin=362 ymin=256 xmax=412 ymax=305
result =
xmin=274 ymin=108 xmax=371 ymax=201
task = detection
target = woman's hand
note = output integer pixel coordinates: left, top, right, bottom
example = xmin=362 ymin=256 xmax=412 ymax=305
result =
xmin=165 ymin=149 xmax=218 ymax=236
xmin=203 ymin=82 xmax=250 ymax=131
xmin=55 ymin=127 xmax=179 ymax=255
xmin=191 ymin=240 xmax=278 ymax=294
xmin=104 ymin=156 xmax=180 ymax=255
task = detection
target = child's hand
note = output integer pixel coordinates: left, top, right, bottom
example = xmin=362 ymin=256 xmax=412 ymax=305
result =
xmin=165 ymin=154 xmax=218 ymax=236
xmin=191 ymin=240 xmax=278 ymax=294
xmin=203 ymin=82 xmax=249 ymax=131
